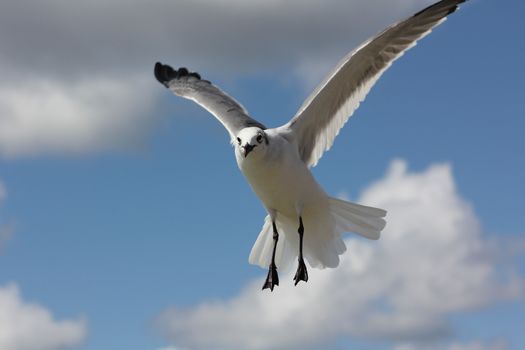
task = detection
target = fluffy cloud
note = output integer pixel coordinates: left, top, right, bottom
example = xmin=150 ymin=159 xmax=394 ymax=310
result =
xmin=0 ymin=0 xmax=434 ymax=157
xmin=157 ymin=160 xmax=523 ymax=350
xmin=0 ymin=0 xmax=432 ymax=75
xmin=0 ymin=283 xmax=87 ymax=350
xmin=0 ymin=74 xmax=156 ymax=158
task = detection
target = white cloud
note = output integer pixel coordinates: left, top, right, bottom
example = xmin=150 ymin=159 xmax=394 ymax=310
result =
xmin=0 ymin=74 xmax=157 ymax=158
xmin=157 ymin=160 xmax=523 ymax=350
xmin=0 ymin=0 xmax=435 ymax=158
xmin=0 ymin=0 xmax=432 ymax=75
xmin=0 ymin=283 xmax=87 ymax=350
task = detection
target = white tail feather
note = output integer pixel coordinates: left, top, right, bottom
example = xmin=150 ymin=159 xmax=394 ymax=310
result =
xmin=248 ymin=215 xmax=296 ymax=272
xmin=249 ymin=197 xmax=386 ymax=270
xmin=329 ymin=197 xmax=386 ymax=240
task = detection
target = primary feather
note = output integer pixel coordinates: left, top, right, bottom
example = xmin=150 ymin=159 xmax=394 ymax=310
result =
xmin=154 ymin=62 xmax=265 ymax=140
xmin=282 ymin=0 xmax=465 ymax=167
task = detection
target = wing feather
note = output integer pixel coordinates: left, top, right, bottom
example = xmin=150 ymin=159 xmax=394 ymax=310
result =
xmin=282 ymin=0 xmax=466 ymax=167
xmin=154 ymin=62 xmax=265 ymax=139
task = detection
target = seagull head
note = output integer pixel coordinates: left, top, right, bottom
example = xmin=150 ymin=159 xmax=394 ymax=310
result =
xmin=235 ymin=127 xmax=268 ymax=159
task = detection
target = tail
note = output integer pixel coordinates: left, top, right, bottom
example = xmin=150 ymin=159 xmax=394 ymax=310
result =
xmin=248 ymin=215 xmax=297 ymax=272
xmin=328 ymin=197 xmax=387 ymax=240
xmin=249 ymin=197 xmax=386 ymax=270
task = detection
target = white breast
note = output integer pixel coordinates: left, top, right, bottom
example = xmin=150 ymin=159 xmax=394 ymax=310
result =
xmin=236 ymin=133 xmax=327 ymax=218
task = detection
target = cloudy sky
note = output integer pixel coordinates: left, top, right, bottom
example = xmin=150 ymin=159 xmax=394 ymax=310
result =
xmin=1 ymin=0 xmax=524 ymax=349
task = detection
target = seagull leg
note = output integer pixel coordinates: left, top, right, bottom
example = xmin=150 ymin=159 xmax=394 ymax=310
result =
xmin=262 ymin=221 xmax=279 ymax=291
xmin=294 ymin=216 xmax=308 ymax=285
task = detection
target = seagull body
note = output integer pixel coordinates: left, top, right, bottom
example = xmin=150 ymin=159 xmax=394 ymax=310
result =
xmin=235 ymin=127 xmax=326 ymax=221
xmin=154 ymin=0 xmax=467 ymax=290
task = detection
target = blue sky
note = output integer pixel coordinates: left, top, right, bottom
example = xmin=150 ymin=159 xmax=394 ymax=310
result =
xmin=0 ymin=1 xmax=524 ymax=350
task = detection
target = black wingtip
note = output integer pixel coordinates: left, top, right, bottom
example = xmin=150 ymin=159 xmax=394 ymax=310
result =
xmin=413 ymin=0 xmax=466 ymax=18
xmin=189 ymin=72 xmax=201 ymax=80
xmin=154 ymin=62 xmax=174 ymax=87
xmin=154 ymin=62 xmax=204 ymax=87
xmin=177 ymin=67 xmax=189 ymax=77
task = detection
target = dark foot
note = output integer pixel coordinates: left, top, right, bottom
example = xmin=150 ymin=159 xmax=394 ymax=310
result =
xmin=262 ymin=263 xmax=279 ymax=291
xmin=293 ymin=258 xmax=309 ymax=285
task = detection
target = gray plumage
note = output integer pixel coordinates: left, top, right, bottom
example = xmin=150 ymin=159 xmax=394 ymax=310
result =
xmin=154 ymin=63 xmax=266 ymax=139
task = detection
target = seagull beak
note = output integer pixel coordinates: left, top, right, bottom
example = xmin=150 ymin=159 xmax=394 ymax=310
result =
xmin=243 ymin=143 xmax=255 ymax=158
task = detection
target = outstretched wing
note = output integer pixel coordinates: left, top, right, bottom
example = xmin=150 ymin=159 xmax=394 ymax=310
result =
xmin=281 ymin=0 xmax=466 ymax=167
xmin=154 ymin=62 xmax=265 ymax=139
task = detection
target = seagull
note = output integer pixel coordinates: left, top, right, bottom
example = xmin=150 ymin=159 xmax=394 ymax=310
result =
xmin=154 ymin=0 xmax=467 ymax=291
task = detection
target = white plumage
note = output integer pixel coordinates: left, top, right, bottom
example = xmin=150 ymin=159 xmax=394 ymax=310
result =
xmin=154 ymin=0 xmax=467 ymax=290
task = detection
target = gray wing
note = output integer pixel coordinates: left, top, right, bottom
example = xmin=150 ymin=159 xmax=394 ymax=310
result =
xmin=281 ymin=0 xmax=466 ymax=167
xmin=155 ymin=62 xmax=265 ymax=139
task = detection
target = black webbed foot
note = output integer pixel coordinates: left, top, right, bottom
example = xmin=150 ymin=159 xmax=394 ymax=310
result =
xmin=262 ymin=263 xmax=279 ymax=291
xmin=293 ymin=258 xmax=309 ymax=285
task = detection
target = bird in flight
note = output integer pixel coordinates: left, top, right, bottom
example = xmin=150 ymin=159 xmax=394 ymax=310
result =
xmin=154 ymin=0 xmax=467 ymax=291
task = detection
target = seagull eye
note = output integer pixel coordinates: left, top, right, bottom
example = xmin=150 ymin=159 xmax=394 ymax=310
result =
xmin=237 ymin=137 xmax=241 ymax=145
xmin=256 ymin=135 xmax=263 ymax=143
